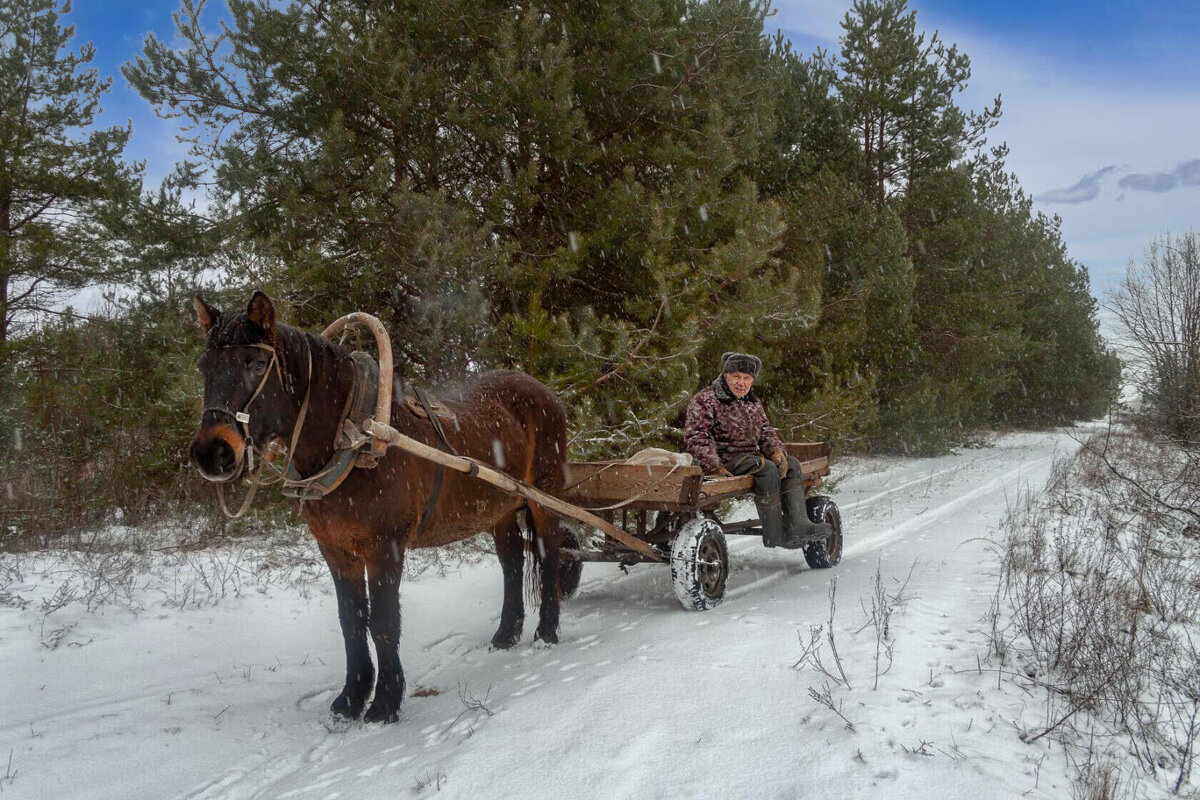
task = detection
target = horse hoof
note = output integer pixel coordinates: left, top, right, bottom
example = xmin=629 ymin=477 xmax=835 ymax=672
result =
xmin=363 ymin=702 xmax=401 ymax=724
xmin=533 ymin=627 xmax=559 ymax=645
xmin=491 ymin=632 xmax=521 ymax=650
xmin=330 ymin=690 xmax=367 ymax=720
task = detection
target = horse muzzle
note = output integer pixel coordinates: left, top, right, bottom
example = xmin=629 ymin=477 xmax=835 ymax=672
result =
xmin=190 ymin=423 xmax=247 ymax=483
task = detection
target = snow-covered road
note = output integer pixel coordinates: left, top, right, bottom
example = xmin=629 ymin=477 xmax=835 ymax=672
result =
xmin=1 ymin=429 xmax=1090 ymax=799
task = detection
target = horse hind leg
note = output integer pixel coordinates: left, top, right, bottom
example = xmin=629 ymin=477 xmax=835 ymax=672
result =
xmin=527 ymin=503 xmax=562 ymax=644
xmin=363 ymin=549 xmax=405 ymax=724
xmin=491 ymin=516 xmax=525 ymax=649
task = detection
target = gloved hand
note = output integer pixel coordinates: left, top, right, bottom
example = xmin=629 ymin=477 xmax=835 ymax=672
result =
xmin=769 ymin=449 xmax=789 ymax=479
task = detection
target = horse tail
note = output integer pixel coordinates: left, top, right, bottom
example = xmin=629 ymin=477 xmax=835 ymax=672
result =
xmin=522 ymin=502 xmax=567 ymax=611
xmin=522 ymin=507 xmax=543 ymax=610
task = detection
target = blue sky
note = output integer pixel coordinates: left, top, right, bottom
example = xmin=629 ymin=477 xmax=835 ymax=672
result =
xmin=70 ymin=0 xmax=1200 ymax=317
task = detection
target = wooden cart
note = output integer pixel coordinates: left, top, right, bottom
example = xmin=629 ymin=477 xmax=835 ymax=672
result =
xmin=557 ymin=442 xmax=843 ymax=610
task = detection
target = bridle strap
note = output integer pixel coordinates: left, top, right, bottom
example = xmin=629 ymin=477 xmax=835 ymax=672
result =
xmin=210 ymin=341 xmax=313 ymax=519
xmin=203 ymin=343 xmax=281 ymax=472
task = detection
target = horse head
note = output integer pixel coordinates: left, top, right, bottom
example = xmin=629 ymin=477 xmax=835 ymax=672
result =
xmin=190 ymin=291 xmax=305 ymax=483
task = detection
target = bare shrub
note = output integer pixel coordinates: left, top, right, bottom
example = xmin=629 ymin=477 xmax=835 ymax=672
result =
xmin=793 ymin=577 xmax=851 ymax=689
xmin=1000 ymin=426 xmax=1200 ymax=795
xmin=1070 ymin=760 xmax=1127 ymax=800
xmin=856 ymin=559 xmax=915 ymax=690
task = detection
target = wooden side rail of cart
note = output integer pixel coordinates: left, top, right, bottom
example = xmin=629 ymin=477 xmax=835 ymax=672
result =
xmin=560 ymin=441 xmax=831 ymax=512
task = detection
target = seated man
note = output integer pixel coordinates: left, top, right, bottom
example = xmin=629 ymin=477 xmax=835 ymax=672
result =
xmin=684 ymin=352 xmax=831 ymax=549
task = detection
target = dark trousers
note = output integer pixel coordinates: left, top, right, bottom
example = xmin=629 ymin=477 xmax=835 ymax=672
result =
xmin=724 ymin=453 xmax=803 ymax=495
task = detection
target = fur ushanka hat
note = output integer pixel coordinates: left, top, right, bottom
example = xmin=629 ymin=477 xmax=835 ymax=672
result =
xmin=721 ymin=352 xmax=762 ymax=378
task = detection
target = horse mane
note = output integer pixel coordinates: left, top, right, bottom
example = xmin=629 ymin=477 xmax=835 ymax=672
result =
xmin=268 ymin=321 xmax=352 ymax=397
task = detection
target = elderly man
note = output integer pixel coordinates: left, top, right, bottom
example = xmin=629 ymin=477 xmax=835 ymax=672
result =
xmin=684 ymin=352 xmax=831 ymax=549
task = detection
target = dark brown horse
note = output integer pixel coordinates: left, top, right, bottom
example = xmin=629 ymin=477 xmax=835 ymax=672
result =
xmin=189 ymin=291 xmax=571 ymax=723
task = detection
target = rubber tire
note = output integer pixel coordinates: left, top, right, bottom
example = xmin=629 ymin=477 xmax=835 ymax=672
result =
xmin=558 ymin=526 xmax=583 ymax=601
xmin=803 ymin=496 xmax=843 ymax=569
xmin=670 ymin=517 xmax=729 ymax=611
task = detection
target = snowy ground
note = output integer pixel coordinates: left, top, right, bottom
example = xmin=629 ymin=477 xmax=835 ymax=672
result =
xmin=0 ymin=428 xmax=1124 ymax=799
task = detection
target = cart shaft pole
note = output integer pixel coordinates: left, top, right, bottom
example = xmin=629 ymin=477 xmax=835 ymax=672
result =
xmin=362 ymin=419 xmax=664 ymax=562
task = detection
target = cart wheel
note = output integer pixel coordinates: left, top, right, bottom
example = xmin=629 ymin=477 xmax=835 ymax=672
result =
xmin=670 ymin=518 xmax=729 ymax=611
xmin=559 ymin=526 xmax=583 ymax=601
xmin=803 ymin=496 xmax=843 ymax=569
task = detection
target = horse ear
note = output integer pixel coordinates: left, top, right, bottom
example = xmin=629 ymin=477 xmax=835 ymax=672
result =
xmin=246 ymin=291 xmax=276 ymax=332
xmin=193 ymin=294 xmax=219 ymax=333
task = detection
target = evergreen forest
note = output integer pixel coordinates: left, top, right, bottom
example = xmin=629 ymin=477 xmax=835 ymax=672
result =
xmin=0 ymin=0 xmax=1122 ymax=538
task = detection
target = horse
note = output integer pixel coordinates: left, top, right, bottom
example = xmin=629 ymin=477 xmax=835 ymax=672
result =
xmin=189 ymin=291 xmax=572 ymax=723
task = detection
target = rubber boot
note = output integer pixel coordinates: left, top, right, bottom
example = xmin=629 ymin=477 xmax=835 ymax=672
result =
xmin=781 ymin=477 xmax=832 ymax=549
xmin=755 ymin=493 xmax=786 ymax=548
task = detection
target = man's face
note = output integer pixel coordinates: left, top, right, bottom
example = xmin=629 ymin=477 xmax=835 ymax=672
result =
xmin=725 ymin=371 xmax=754 ymax=398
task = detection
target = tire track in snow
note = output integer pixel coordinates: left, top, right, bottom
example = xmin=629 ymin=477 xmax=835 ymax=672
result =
xmin=836 ymin=451 xmax=1003 ymax=513
xmin=841 ymin=455 xmax=1051 ymax=559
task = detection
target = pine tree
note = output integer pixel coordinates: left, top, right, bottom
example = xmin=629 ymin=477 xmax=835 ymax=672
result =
xmin=835 ymin=0 xmax=999 ymax=204
xmin=0 ymin=0 xmax=142 ymax=358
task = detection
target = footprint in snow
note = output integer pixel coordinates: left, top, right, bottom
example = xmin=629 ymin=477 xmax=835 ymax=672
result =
xmin=423 ymin=632 xmax=465 ymax=652
xmin=511 ymin=682 xmax=544 ymax=697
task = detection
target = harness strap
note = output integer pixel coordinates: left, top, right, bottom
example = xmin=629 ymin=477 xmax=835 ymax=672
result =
xmin=413 ymin=385 xmax=457 ymax=455
xmin=283 ymin=346 xmax=313 ymax=468
xmin=411 ymin=385 xmax=457 ymax=539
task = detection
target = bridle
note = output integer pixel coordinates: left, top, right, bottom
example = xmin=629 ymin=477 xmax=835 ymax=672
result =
xmin=202 ymin=340 xmax=313 ymax=517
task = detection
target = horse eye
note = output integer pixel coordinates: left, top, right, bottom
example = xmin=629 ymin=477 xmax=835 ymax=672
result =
xmin=250 ymin=359 xmax=268 ymax=375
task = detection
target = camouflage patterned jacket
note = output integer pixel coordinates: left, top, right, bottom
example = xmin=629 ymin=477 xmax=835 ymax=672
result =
xmin=684 ymin=376 xmax=784 ymax=473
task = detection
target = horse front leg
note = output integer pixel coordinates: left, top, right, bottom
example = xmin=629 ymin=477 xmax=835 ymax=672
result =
xmin=320 ymin=543 xmax=374 ymax=720
xmin=364 ymin=549 xmax=405 ymax=724
xmin=528 ymin=504 xmax=561 ymax=644
xmin=491 ymin=516 xmax=525 ymax=649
